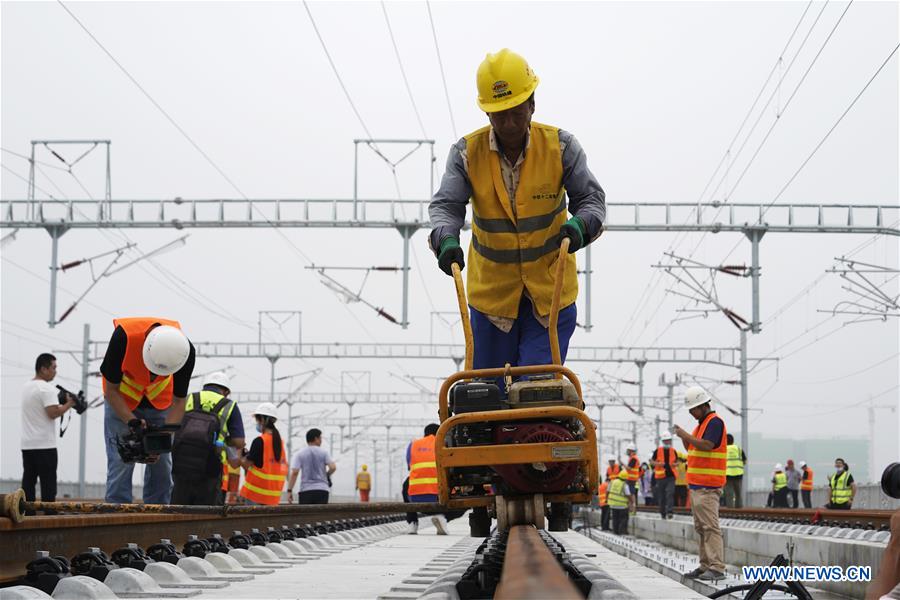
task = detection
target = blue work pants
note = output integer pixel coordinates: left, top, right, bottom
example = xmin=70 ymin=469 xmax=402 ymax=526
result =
xmin=470 ymin=295 xmax=577 ymax=390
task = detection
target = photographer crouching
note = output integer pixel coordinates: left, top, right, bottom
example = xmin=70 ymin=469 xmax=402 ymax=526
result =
xmin=101 ymin=317 xmax=195 ymax=504
xmin=20 ymin=353 xmax=83 ymax=512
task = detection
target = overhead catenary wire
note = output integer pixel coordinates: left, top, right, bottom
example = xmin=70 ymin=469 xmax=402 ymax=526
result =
xmin=425 ymin=1 xmax=457 ymax=140
xmin=611 ymin=0 xmax=823 ymax=353
xmin=381 ymin=2 xmax=428 ymax=139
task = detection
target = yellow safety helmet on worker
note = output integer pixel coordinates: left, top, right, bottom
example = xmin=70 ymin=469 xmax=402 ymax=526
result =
xmin=476 ymin=49 xmax=540 ymax=113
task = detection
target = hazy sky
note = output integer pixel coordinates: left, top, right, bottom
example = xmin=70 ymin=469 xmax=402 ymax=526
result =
xmin=2 ymin=1 xmax=898 ymax=498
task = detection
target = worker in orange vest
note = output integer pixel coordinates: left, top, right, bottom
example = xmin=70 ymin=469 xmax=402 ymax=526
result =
xmin=356 ymin=465 xmax=372 ymax=502
xmin=650 ymin=431 xmax=678 ymax=519
xmin=598 ymin=477 xmax=611 ymax=531
xmin=403 ymin=424 xmax=465 ymax=535
xmin=674 ymin=386 xmax=728 ymax=582
xmin=799 ymin=461 xmax=814 ymax=508
xmin=101 ymin=317 xmax=194 ymax=504
xmin=605 ymin=459 xmax=621 ymax=481
xmin=239 ymin=403 xmax=288 ymax=505
xmin=624 ymin=444 xmax=640 ymax=495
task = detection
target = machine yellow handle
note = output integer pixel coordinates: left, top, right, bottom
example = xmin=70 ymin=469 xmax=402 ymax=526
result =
xmin=549 ymin=238 xmax=569 ymax=374
xmin=451 ymin=262 xmax=474 ymax=371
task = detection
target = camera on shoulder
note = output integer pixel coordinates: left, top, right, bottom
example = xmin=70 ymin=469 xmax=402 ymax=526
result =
xmin=56 ymin=385 xmax=87 ymax=414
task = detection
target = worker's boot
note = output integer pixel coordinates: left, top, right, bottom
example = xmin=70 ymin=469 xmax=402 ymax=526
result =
xmin=406 ymin=521 xmax=418 ymax=535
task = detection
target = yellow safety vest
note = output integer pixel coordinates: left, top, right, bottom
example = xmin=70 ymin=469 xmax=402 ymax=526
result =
xmin=773 ymin=472 xmax=787 ymax=491
xmin=607 ymin=479 xmax=628 ymax=508
xmin=829 ymin=471 xmax=852 ymax=505
xmin=464 ymin=122 xmax=578 ymax=318
xmin=726 ymin=445 xmax=744 ymax=476
xmin=357 ymin=471 xmax=371 ymax=491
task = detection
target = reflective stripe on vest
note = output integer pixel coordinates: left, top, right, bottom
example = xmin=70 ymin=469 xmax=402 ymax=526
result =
xmin=830 ymin=471 xmax=852 ymax=504
xmin=598 ymin=481 xmax=608 ymax=506
xmin=240 ymin=432 xmax=287 ymax=505
xmin=607 ymin=479 xmax=628 ymax=508
xmin=653 ymin=447 xmax=677 ymax=479
xmin=726 ymin=444 xmax=744 ymax=476
xmin=626 ymin=457 xmax=639 ymax=481
xmin=102 ymin=317 xmax=181 ymax=411
xmin=606 ymin=464 xmax=621 ymax=480
xmin=773 ymin=472 xmax=787 ymax=491
xmin=801 ymin=468 xmax=814 ymax=491
xmin=408 ymin=435 xmax=438 ymax=496
xmin=686 ymin=412 xmax=727 ymax=488
xmin=464 ymin=123 xmax=578 ymax=319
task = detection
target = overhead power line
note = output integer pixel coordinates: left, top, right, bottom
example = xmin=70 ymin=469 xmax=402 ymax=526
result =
xmin=425 ymin=1 xmax=457 ymax=140
xmin=381 ymin=2 xmax=428 ymax=139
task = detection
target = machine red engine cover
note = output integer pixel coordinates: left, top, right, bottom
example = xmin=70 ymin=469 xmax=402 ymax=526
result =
xmin=492 ymin=422 xmax=579 ymax=493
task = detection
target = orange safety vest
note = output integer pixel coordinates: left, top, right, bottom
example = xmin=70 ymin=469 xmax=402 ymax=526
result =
xmin=598 ymin=481 xmax=609 ymax=506
xmin=606 ymin=464 xmax=621 ymax=480
xmin=686 ymin=412 xmax=727 ymax=488
xmin=240 ymin=432 xmax=288 ymax=505
xmin=626 ymin=456 xmax=640 ymax=481
xmin=101 ymin=317 xmax=181 ymax=411
xmin=408 ymin=435 xmax=438 ymax=496
xmin=801 ymin=467 xmax=814 ymax=491
xmin=653 ymin=447 xmax=678 ymax=479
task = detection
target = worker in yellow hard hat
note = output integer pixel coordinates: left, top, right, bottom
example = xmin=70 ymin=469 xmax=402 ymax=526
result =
xmin=356 ymin=464 xmax=371 ymax=502
xmin=428 ymin=49 xmax=606 ymax=380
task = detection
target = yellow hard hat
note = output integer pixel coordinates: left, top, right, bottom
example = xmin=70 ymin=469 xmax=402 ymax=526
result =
xmin=617 ymin=470 xmax=628 ymax=480
xmin=361 ymin=464 xmax=367 ymax=471
xmin=476 ymin=49 xmax=539 ymax=113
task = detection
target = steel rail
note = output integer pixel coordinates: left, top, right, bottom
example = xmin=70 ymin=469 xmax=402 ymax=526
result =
xmin=494 ymin=525 xmax=583 ymax=600
xmin=634 ymin=505 xmax=893 ymax=529
xmin=0 ymin=494 xmax=444 ymax=585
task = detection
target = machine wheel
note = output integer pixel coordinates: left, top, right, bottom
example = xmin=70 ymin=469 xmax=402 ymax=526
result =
xmin=496 ymin=494 xmax=546 ymax=531
xmin=469 ymin=506 xmax=491 ymax=537
xmin=548 ymin=502 xmax=571 ymax=532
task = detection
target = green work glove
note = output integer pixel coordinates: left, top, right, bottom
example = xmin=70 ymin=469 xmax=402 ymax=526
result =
xmin=559 ymin=216 xmax=586 ymax=253
xmin=438 ymin=236 xmax=464 ymax=276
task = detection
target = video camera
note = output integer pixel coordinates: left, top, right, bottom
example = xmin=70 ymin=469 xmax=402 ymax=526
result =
xmin=116 ymin=421 xmax=181 ymax=464
xmin=56 ymin=385 xmax=87 ymax=415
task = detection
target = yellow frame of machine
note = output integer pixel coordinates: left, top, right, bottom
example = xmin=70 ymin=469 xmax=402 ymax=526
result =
xmin=434 ymin=239 xmax=600 ymax=509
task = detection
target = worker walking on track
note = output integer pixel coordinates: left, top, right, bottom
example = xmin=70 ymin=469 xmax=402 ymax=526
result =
xmin=171 ymin=371 xmax=244 ymax=505
xmin=100 ymin=317 xmax=195 ymax=504
xmin=405 ymin=424 xmax=464 ymax=535
xmin=607 ymin=470 xmax=633 ymax=535
xmin=674 ymin=386 xmax=727 ymax=582
xmin=239 ymin=403 xmax=288 ymax=505
xmin=799 ymin=461 xmax=814 ymax=508
xmin=650 ymin=432 xmax=677 ymax=519
xmin=724 ymin=433 xmax=746 ymax=508
xmin=356 ymin=464 xmax=372 ymax=502
xmin=287 ymin=428 xmax=336 ymax=505
xmin=428 ymin=48 xmax=605 ymax=379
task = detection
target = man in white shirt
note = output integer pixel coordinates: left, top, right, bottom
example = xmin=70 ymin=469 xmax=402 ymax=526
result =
xmin=286 ymin=428 xmax=336 ymax=504
xmin=21 ymin=353 xmax=75 ymax=508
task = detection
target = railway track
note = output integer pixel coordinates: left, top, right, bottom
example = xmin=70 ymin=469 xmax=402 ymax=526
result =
xmin=635 ymin=505 xmax=894 ymax=529
xmin=0 ymin=492 xmax=628 ymax=599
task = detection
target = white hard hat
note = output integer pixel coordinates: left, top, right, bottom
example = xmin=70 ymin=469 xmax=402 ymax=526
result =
xmin=142 ymin=325 xmax=190 ymax=376
xmin=684 ymin=386 xmax=711 ymax=410
xmin=799 ymin=460 xmax=807 ymax=468
xmin=774 ymin=463 xmax=783 ymax=470
xmin=660 ymin=431 xmax=672 ymax=441
xmin=204 ymin=371 xmax=231 ymax=392
xmin=625 ymin=444 xmax=636 ymax=452
xmin=252 ymin=402 xmax=279 ymax=420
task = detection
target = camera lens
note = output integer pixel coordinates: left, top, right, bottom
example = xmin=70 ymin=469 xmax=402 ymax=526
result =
xmin=881 ymin=462 xmax=900 ymax=499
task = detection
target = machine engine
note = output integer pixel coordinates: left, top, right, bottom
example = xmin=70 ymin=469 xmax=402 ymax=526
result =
xmin=448 ymin=376 xmax=587 ymax=495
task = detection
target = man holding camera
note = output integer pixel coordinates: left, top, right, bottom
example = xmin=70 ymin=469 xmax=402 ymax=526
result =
xmin=101 ymin=317 xmax=195 ymax=504
xmin=20 ymin=353 xmax=75 ymax=508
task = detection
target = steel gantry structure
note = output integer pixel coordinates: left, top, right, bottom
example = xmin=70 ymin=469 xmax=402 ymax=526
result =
xmin=5 ymin=197 xmax=897 ymax=331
